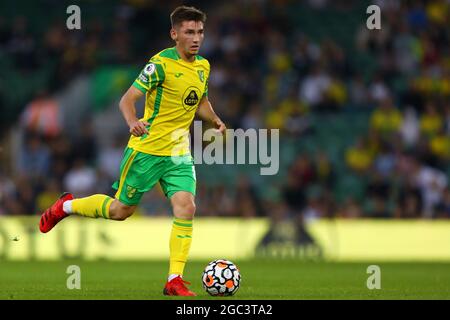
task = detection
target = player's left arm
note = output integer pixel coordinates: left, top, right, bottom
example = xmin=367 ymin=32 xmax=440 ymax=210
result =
xmin=197 ymin=96 xmax=226 ymax=134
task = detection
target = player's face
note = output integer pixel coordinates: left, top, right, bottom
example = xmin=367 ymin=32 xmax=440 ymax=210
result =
xmin=172 ymin=20 xmax=204 ymax=57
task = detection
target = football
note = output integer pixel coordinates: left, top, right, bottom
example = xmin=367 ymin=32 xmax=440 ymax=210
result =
xmin=202 ymin=259 xmax=241 ymax=296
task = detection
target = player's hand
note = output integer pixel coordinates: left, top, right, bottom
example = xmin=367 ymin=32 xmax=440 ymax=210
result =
xmin=128 ymin=119 xmax=150 ymax=137
xmin=213 ymin=118 xmax=226 ymax=135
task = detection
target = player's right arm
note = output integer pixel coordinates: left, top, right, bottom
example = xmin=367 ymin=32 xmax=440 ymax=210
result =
xmin=119 ymin=86 xmax=149 ymax=137
xmin=120 ymin=59 xmax=164 ymax=137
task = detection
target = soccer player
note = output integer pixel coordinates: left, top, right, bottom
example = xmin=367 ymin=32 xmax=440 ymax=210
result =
xmin=38 ymin=6 xmax=226 ymax=297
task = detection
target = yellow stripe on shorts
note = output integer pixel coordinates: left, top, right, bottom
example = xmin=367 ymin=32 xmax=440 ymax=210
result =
xmin=115 ymin=150 xmax=138 ymax=199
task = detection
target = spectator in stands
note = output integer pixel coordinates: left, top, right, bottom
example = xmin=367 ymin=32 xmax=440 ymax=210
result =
xmin=235 ymin=176 xmax=264 ymax=217
xmin=400 ymin=107 xmax=420 ymax=148
xmin=302 ymin=192 xmax=325 ymax=221
xmin=338 ymin=197 xmax=362 ymax=218
xmin=298 ymin=65 xmax=331 ymax=110
xmin=9 ymin=176 xmax=36 ymax=215
xmin=435 ymin=188 xmax=450 ymax=219
xmin=7 ymin=16 xmax=37 ymax=71
xmin=366 ymin=172 xmax=392 ymax=217
xmin=73 ymin=118 xmax=98 ymax=166
xmin=266 ymin=88 xmax=312 ymax=136
xmin=0 ymin=171 xmax=16 ymax=215
xmin=419 ymin=102 xmax=443 ymax=139
xmin=294 ymin=155 xmax=316 ymax=187
xmin=282 ymin=170 xmax=306 ymax=215
xmin=368 ymin=74 xmax=390 ymax=104
xmin=63 ymin=157 xmax=97 ymax=198
xmin=17 ymin=133 xmax=51 ymax=182
xmin=97 ymin=136 xmax=125 ymax=182
xmin=315 ymin=151 xmax=334 ymax=189
xmin=410 ymin=157 xmax=448 ymax=218
xmin=365 ymin=195 xmax=390 ymax=218
xmin=322 ymin=73 xmax=347 ymax=112
xmin=394 ymin=176 xmax=423 ymax=219
xmin=348 ymin=74 xmax=369 ymax=107
xmin=0 ymin=16 xmax=11 ymax=49
xmin=373 ymin=142 xmax=396 ymax=178
xmin=444 ymin=104 xmax=450 ymax=135
xmin=369 ymin=96 xmax=403 ymax=138
xmin=35 ymin=178 xmax=61 ymax=214
xmin=241 ymin=102 xmax=263 ymax=130
xmin=212 ymin=185 xmax=235 ymax=217
xmin=346 ymin=137 xmax=374 ymax=174
xmin=20 ymin=90 xmax=61 ymax=138
xmin=429 ymin=127 xmax=450 ymax=168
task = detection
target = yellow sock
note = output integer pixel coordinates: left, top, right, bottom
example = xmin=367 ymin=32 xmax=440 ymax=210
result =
xmin=169 ymin=218 xmax=193 ymax=276
xmin=71 ymin=194 xmax=113 ymax=219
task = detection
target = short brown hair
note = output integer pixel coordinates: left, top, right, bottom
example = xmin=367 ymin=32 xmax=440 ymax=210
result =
xmin=170 ymin=6 xmax=206 ymax=28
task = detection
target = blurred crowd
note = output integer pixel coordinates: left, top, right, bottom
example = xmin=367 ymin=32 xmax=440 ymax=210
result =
xmin=0 ymin=0 xmax=449 ymax=219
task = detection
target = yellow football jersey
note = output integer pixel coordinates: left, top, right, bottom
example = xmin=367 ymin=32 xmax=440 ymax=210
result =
xmin=128 ymin=47 xmax=210 ymax=156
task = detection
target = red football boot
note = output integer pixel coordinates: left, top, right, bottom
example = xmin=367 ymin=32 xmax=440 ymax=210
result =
xmin=163 ymin=276 xmax=197 ymax=296
xmin=39 ymin=192 xmax=73 ymax=233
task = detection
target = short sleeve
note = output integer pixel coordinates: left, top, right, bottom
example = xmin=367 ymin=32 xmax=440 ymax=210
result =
xmin=133 ymin=60 xmax=165 ymax=93
xmin=202 ymin=76 xmax=209 ymax=98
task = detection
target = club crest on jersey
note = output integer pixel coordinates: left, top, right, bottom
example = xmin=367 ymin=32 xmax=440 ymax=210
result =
xmin=126 ymin=185 xmax=137 ymax=198
xmin=197 ymin=70 xmax=204 ymax=82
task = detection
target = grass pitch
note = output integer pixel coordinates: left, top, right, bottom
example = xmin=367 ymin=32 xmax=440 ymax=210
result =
xmin=0 ymin=260 xmax=449 ymax=299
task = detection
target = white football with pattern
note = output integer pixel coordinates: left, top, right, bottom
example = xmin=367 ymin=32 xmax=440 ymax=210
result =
xmin=202 ymin=259 xmax=241 ymax=296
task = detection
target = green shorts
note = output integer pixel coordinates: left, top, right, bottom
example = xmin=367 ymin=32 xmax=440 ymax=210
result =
xmin=112 ymin=147 xmax=196 ymax=205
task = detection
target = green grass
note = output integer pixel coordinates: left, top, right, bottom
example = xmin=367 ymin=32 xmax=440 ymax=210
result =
xmin=0 ymin=260 xmax=449 ymax=299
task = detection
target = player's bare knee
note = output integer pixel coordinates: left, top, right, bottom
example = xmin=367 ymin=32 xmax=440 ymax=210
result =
xmin=174 ymin=201 xmax=196 ymax=219
xmin=110 ymin=200 xmax=135 ymax=221
xmin=119 ymin=206 xmax=135 ymax=220
xmin=186 ymin=201 xmax=196 ymax=216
